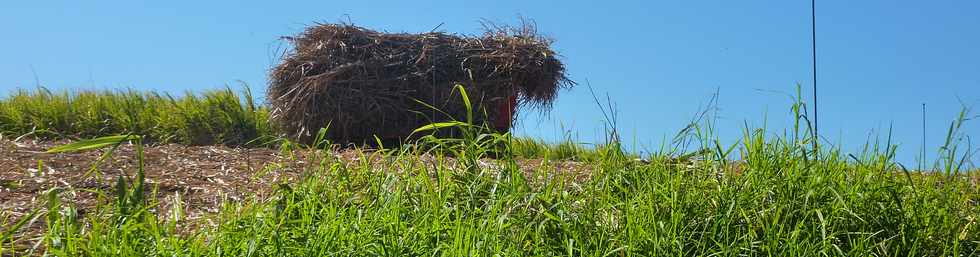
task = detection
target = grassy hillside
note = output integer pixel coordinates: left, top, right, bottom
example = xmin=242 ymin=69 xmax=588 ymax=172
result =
xmin=1 ymin=87 xmax=978 ymax=256
xmin=0 ymin=87 xmax=273 ymax=146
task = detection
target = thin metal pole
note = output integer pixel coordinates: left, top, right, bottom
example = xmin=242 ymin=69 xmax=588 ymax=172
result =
xmin=811 ymin=0 xmax=819 ymax=155
xmin=921 ymin=103 xmax=926 ymax=171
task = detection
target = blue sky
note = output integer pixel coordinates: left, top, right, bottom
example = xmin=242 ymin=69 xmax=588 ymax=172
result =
xmin=1 ymin=0 xmax=977 ymax=167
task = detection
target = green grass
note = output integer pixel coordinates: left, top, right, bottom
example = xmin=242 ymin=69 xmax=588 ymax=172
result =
xmin=1 ymin=87 xmax=978 ymax=256
xmin=0 ymin=87 xmax=273 ymax=146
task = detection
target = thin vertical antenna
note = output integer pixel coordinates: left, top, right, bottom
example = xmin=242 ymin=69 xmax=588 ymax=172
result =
xmin=811 ymin=0 xmax=819 ymax=156
xmin=921 ymin=103 xmax=926 ymax=171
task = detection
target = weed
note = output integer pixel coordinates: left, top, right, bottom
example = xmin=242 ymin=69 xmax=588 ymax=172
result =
xmin=0 ymin=86 xmax=976 ymax=256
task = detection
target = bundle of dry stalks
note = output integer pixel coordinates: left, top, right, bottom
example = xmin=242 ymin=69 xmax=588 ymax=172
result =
xmin=267 ymin=21 xmax=573 ymax=144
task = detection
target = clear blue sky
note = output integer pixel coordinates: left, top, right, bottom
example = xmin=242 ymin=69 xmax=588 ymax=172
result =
xmin=2 ymin=0 xmax=977 ymax=167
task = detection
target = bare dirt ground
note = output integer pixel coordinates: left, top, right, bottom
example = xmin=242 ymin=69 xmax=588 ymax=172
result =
xmin=0 ymin=138 xmax=309 ymax=250
xmin=0 ymin=138 xmax=590 ymax=252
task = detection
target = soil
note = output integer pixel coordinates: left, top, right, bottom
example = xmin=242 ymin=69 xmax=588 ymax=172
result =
xmin=0 ymin=138 xmax=590 ymax=253
xmin=0 ymin=138 xmax=306 ymax=252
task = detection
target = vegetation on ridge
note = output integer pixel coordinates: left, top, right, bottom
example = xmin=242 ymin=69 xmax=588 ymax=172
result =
xmin=0 ymin=86 xmax=977 ymax=256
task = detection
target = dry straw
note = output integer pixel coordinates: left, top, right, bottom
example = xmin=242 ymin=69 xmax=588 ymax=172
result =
xmin=267 ymin=21 xmax=573 ymax=144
